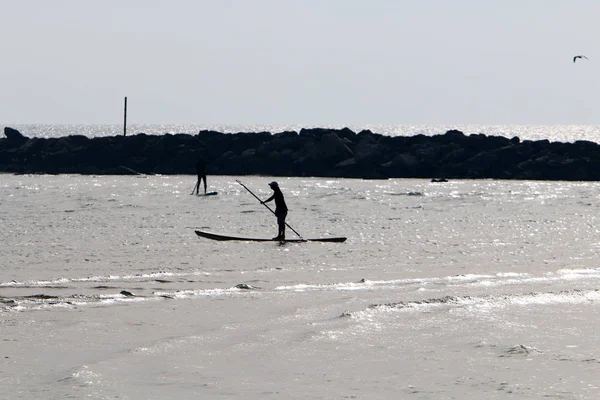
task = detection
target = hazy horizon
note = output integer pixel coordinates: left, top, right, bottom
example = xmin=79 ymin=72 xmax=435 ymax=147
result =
xmin=2 ymin=1 xmax=598 ymax=125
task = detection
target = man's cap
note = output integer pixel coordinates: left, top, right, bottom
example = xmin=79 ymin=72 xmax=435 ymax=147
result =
xmin=269 ymin=181 xmax=278 ymax=187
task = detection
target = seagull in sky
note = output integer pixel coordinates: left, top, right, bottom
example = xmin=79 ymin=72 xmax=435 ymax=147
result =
xmin=573 ymin=55 xmax=589 ymax=63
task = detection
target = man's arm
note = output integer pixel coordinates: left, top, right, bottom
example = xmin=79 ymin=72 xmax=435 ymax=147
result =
xmin=262 ymin=194 xmax=275 ymax=204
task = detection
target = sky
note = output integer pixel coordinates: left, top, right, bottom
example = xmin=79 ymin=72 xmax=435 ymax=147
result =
xmin=1 ymin=0 xmax=599 ymax=125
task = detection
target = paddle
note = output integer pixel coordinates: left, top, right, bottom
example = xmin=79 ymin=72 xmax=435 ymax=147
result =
xmin=236 ymin=179 xmax=304 ymax=240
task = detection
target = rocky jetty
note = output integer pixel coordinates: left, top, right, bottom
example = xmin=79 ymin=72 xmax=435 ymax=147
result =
xmin=2 ymin=126 xmax=600 ymax=180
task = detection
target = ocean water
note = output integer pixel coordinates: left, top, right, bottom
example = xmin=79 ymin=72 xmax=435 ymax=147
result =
xmin=4 ymin=123 xmax=600 ymax=143
xmin=2 ymin=174 xmax=600 ymax=399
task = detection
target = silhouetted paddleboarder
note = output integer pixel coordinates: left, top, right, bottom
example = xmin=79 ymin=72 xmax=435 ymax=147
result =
xmin=261 ymin=181 xmax=288 ymax=240
xmin=573 ymin=55 xmax=589 ymax=63
xmin=192 ymin=157 xmax=207 ymax=195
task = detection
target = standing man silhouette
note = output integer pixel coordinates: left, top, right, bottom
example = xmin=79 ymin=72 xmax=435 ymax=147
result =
xmin=192 ymin=157 xmax=207 ymax=195
xmin=261 ymin=181 xmax=288 ymax=240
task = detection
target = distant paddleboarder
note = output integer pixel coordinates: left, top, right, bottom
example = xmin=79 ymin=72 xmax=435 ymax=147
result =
xmin=573 ymin=55 xmax=589 ymax=63
xmin=192 ymin=157 xmax=207 ymax=195
xmin=261 ymin=181 xmax=288 ymax=240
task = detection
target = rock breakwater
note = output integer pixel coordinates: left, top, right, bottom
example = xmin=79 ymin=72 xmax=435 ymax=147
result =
xmin=2 ymin=126 xmax=600 ymax=180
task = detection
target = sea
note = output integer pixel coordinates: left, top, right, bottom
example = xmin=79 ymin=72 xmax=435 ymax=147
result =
xmin=2 ymin=124 xmax=600 ymax=399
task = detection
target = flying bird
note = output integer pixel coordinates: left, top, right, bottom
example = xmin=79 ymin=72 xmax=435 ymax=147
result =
xmin=573 ymin=55 xmax=589 ymax=63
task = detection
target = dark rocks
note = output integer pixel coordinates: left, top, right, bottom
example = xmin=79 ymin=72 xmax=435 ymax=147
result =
xmin=234 ymin=283 xmax=259 ymax=290
xmin=3 ymin=127 xmax=28 ymax=143
xmin=2 ymin=126 xmax=600 ymax=181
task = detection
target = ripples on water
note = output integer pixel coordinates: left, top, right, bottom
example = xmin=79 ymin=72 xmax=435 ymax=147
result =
xmin=3 ymin=175 xmax=600 ymax=398
xmin=3 ymin=175 xmax=600 ymax=313
xmin=4 ymin=123 xmax=600 ymax=142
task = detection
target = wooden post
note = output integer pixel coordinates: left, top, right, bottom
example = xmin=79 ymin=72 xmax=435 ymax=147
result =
xmin=123 ymin=96 xmax=128 ymax=136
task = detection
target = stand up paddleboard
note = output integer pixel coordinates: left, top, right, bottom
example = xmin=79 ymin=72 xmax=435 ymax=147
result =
xmin=195 ymin=230 xmax=346 ymax=243
xmin=197 ymin=192 xmax=218 ymax=196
